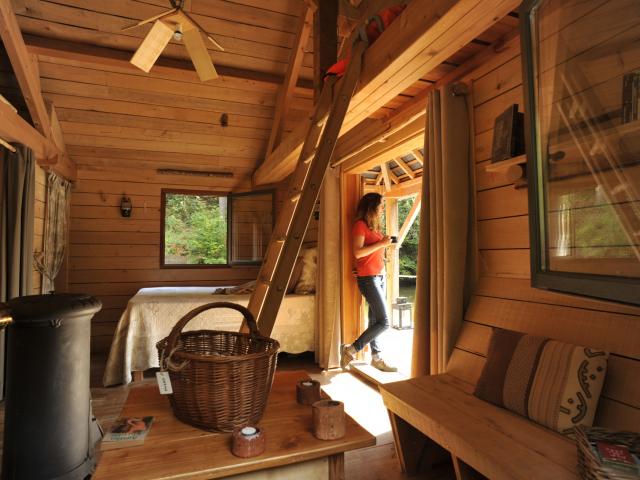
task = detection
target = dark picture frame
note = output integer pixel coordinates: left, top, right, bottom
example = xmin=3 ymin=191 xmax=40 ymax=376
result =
xmin=520 ymin=0 xmax=640 ymax=306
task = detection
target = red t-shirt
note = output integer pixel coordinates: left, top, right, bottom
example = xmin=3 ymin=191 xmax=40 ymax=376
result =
xmin=352 ymin=220 xmax=384 ymax=276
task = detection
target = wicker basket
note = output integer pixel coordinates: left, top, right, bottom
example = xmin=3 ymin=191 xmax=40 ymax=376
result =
xmin=576 ymin=426 xmax=640 ymax=479
xmin=156 ymin=302 xmax=280 ymax=433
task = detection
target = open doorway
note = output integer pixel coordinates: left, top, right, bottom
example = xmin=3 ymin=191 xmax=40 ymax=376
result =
xmin=345 ymin=151 xmax=423 ymax=383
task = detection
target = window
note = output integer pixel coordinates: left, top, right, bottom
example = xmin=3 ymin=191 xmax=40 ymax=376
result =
xmin=161 ymin=190 xmax=273 ymax=267
xmin=521 ymin=0 xmax=640 ymax=304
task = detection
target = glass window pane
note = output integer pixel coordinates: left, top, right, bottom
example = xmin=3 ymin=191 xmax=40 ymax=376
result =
xmin=533 ymin=0 xmax=640 ymax=279
xmin=230 ymin=192 xmax=273 ymax=263
xmin=163 ymin=193 xmax=228 ymax=265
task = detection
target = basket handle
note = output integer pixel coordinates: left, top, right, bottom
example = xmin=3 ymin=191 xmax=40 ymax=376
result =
xmin=165 ymin=302 xmax=260 ymax=352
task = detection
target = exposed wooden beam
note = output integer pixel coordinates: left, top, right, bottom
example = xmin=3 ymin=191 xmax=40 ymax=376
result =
xmin=253 ymin=0 xmax=519 ymax=186
xmin=0 ymin=101 xmax=51 ymax=158
xmin=375 ymin=171 xmax=383 ymax=185
xmin=342 ymin=118 xmax=424 ymax=173
xmin=395 ymin=156 xmax=415 ymax=179
xmin=44 ymin=102 xmax=77 ymax=180
xmin=397 ymin=193 xmax=421 ymax=245
xmin=0 ymin=1 xmax=50 ymax=136
xmin=24 ymin=35 xmax=315 ymax=90
xmin=381 ymin=162 xmax=392 ymax=192
xmin=384 ymin=176 xmax=422 ymax=198
xmin=334 ymin=25 xmax=520 ymax=172
xmin=411 ymin=148 xmax=424 ymax=163
xmin=314 ymin=0 xmax=339 ymax=95
xmin=265 ymin=5 xmax=313 ymax=156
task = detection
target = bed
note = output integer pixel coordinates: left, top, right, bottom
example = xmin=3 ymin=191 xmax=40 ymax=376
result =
xmin=102 ymin=286 xmax=316 ymax=386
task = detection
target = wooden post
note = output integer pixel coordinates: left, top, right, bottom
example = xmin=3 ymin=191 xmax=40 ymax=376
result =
xmin=340 ymin=172 xmax=361 ymax=346
xmin=313 ymin=0 xmax=338 ymax=98
xmin=385 ymin=197 xmax=399 ymax=309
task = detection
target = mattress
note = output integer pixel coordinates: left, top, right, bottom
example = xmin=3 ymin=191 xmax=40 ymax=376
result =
xmin=103 ymin=286 xmax=315 ymax=386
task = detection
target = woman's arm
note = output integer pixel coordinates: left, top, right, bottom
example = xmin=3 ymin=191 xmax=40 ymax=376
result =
xmin=353 ymin=234 xmax=392 ymax=259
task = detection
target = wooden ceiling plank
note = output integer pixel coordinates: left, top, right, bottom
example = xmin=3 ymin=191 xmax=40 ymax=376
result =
xmin=24 ymin=35 xmax=315 ymax=90
xmin=253 ymin=0 xmax=519 ymax=185
xmin=266 ymin=5 xmax=313 ymax=156
xmin=395 ymin=156 xmax=416 ymax=179
xmin=412 ymin=148 xmax=424 ymax=162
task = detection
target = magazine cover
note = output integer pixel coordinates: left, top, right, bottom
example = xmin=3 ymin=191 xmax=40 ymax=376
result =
xmin=102 ymin=417 xmax=154 ymax=450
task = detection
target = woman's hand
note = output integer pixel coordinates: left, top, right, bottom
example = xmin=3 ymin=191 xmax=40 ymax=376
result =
xmin=380 ymin=235 xmax=394 ymax=247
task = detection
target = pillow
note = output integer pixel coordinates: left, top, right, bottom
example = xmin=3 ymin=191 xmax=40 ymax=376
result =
xmin=213 ymin=280 xmax=255 ymax=295
xmin=294 ymin=247 xmax=317 ymax=294
xmin=287 ymin=256 xmax=304 ymax=294
xmin=474 ymin=328 xmax=609 ymax=435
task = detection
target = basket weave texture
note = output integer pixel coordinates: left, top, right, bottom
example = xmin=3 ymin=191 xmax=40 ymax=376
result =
xmin=156 ymin=302 xmax=280 ymax=432
xmin=576 ymin=426 xmax=640 ymax=480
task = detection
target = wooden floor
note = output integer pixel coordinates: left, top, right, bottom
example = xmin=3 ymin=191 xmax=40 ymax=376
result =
xmin=2 ymin=352 xmax=454 ymax=479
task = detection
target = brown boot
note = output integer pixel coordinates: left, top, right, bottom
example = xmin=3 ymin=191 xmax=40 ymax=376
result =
xmin=371 ymin=356 xmax=398 ymax=372
xmin=340 ymin=344 xmax=356 ymax=370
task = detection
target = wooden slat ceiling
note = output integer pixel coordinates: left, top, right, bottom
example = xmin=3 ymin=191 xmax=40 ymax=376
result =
xmin=11 ymin=0 xmax=519 ymax=187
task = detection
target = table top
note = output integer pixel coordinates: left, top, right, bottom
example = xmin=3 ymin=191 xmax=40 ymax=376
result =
xmin=94 ymin=370 xmax=375 ymax=480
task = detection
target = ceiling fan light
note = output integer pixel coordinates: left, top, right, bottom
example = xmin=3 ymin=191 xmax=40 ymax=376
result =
xmin=173 ymin=30 xmax=183 ymax=41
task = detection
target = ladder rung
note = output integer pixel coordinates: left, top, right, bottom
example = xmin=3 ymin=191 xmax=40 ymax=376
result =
xmin=290 ymin=192 xmax=301 ymax=202
xmin=274 ymin=236 xmax=286 ymax=243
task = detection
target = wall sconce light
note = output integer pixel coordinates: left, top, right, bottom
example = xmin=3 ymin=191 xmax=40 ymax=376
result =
xmin=120 ymin=196 xmax=132 ymax=217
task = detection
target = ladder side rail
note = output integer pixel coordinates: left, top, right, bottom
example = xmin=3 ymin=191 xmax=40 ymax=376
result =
xmin=254 ymin=41 xmax=367 ymax=337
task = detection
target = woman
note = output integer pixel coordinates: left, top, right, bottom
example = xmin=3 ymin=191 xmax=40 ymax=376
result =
xmin=341 ymin=193 xmax=397 ymax=372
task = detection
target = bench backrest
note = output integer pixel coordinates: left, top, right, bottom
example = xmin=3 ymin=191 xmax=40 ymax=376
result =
xmin=447 ymin=278 xmax=640 ymax=432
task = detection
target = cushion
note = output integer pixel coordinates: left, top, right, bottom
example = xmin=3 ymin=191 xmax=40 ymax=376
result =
xmin=474 ymin=328 xmax=609 ymax=435
xmin=287 ymin=256 xmax=304 ymax=294
xmin=294 ymin=247 xmax=317 ymax=294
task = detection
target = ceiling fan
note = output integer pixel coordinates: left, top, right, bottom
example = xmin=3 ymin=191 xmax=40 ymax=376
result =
xmin=123 ymin=0 xmax=224 ymax=82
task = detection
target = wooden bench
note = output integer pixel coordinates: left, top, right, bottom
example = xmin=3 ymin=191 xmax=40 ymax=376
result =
xmin=380 ymin=290 xmax=640 ymax=480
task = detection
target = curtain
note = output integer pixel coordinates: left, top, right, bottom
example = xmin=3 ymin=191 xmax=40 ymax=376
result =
xmin=315 ymin=166 xmax=341 ymax=369
xmin=34 ymin=172 xmax=71 ymax=293
xmin=1 ymin=144 xmax=36 ymax=398
xmin=411 ymin=84 xmax=477 ymax=377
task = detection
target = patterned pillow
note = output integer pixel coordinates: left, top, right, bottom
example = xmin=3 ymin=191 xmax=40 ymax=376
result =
xmin=474 ymin=328 xmax=609 ymax=435
xmin=294 ymin=247 xmax=317 ymax=294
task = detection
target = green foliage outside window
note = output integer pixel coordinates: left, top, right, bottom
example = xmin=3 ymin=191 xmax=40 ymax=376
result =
xmin=164 ymin=193 xmax=228 ymax=265
xmin=398 ymin=196 xmax=420 ymax=275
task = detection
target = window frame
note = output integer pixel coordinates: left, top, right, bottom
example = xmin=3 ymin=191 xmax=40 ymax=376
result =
xmin=520 ymin=0 xmax=640 ymax=306
xmin=228 ymin=189 xmax=276 ymax=266
xmin=160 ymin=188 xmax=275 ymax=269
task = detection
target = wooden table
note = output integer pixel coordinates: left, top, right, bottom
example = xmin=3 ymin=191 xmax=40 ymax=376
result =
xmin=94 ymin=370 xmax=375 ymax=479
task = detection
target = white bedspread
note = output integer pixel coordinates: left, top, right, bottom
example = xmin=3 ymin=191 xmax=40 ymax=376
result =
xmin=103 ymin=286 xmax=315 ymax=386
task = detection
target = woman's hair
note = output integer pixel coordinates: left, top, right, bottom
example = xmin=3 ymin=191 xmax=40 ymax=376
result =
xmin=355 ymin=193 xmax=383 ymax=231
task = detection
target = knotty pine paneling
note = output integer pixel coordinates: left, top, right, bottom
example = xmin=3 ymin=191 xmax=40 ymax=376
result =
xmin=467 ymin=24 xmax=640 ymax=424
xmin=69 ymin=165 xmax=261 ymax=353
xmin=70 ymin=164 xmax=318 ymax=353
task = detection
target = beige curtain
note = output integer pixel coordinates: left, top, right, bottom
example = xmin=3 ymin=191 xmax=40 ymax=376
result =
xmin=411 ymin=83 xmax=477 ymax=377
xmin=34 ymin=172 xmax=71 ymax=293
xmin=315 ymin=166 xmax=341 ymax=369
xmin=1 ymin=144 xmax=36 ymax=398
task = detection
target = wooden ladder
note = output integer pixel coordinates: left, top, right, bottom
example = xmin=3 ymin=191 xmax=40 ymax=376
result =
xmin=557 ymin=71 xmax=640 ymax=260
xmin=246 ymin=40 xmax=367 ymax=337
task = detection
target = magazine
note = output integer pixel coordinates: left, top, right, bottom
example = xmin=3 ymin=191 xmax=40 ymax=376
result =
xmin=101 ymin=417 xmax=154 ymax=451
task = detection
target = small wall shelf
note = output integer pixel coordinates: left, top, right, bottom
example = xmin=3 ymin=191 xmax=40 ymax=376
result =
xmin=484 ymin=154 xmax=527 ymax=173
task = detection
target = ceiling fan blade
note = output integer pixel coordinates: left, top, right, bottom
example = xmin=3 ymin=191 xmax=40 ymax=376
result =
xmin=121 ymin=8 xmax=177 ymax=32
xmin=181 ymin=11 xmax=224 ymax=51
xmin=182 ymin=28 xmax=218 ymax=82
xmin=130 ymin=20 xmax=174 ymax=73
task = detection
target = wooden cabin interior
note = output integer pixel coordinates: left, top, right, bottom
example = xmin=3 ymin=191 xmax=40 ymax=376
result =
xmin=0 ymin=0 xmax=638 ymax=479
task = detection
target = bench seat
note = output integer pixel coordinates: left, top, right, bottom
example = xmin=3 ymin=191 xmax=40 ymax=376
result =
xmin=380 ymin=373 xmax=578 ymax=480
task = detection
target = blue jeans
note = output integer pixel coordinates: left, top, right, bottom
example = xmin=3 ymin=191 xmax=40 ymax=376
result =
xmin=353 ymin=275 xmax=389 ymax=355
